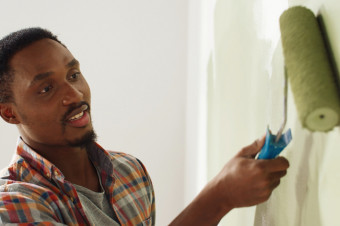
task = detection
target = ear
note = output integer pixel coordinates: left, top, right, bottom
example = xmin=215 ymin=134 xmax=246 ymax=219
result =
xmin=0 ymin=104 xmax=20 ymax=124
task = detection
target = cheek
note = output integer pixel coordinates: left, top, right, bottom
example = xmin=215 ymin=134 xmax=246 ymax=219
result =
xmin=16 ymin=104 xmax=61 ymax=127
xmin=20 ymin=112 xmax=58 ymax=127
xmin=82 ymin=80 xmax=91 ymax=102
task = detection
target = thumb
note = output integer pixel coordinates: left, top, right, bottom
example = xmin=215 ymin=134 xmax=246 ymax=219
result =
xmin=236 ymin=135 xmax=266 ymax=158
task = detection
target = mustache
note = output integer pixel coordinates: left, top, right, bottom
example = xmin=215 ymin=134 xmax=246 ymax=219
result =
xmin=61 ymin=101 xmax=90 ymax=122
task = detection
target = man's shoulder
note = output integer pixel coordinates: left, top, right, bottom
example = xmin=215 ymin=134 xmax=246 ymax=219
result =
xmin=106 ymin=151 xmax=149 ymax=176
xmin=103 ymin=150 xmax=155 ymax=223
xmin=0 ymin=163 xmax=57 ymax=200
xmin=0 ymin=177 xmax=59 ymax=213
xmin=0 ymin=173 xmax=70 ymax=224
xmin=0 ymin=175 xmax=53 ymax=196
xmin=107 ymin=151 xmax=143 ymax=165
xmin=0 ymin=167 xmax=13 ymax=187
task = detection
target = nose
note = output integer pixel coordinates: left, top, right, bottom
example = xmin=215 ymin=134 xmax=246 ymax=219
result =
xmin=62 ymin=83 xmax=83 ymax=106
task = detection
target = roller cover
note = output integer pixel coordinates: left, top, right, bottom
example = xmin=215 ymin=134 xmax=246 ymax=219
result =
xmin=280 ymin=6 xmax=340 ymax=132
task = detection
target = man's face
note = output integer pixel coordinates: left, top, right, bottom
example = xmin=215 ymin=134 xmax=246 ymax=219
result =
xmin=8 ymin=38 xmax=94 ymax=148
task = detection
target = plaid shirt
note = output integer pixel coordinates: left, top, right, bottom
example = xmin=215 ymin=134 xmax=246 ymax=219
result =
xmin=0 ymin=138 xmax=155 ymax=226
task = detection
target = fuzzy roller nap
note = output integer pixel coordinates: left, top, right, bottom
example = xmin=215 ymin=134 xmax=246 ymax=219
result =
xmin=280 ymin=6 xmax=340 ymax=132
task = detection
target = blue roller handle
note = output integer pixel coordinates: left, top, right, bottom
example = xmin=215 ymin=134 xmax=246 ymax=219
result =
xmin=258 ymin=128 xmax=292 ymax=159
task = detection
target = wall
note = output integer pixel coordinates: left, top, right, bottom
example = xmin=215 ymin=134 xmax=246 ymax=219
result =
xmin=209 ymin=0 xmax=340 ymax=225
xmin=254 ymin=0 xmax=340 ymax=225
xmin=0 ymin=1 xmax=189 ymax=224
xmin=208 ymin=0 xmax=286 ymax=223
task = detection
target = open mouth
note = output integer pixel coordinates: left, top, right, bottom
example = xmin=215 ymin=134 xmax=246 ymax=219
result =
xmin=65 ymin=104 xmax=90 ymax=127
xmin=69 ymin=111 xmax=85 ymax=121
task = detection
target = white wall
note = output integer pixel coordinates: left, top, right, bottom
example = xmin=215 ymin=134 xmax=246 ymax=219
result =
xmin=208 ymin=0 xmax=340 ymax=225
xmin=254 ymin=0 xmax=340 ymax=225
xmin=0 ymin=1 xmax=189 ymax=224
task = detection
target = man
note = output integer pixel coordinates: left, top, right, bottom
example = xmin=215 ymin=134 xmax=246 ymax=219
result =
xmin=0 ymin=28 xmax=289 ymax=225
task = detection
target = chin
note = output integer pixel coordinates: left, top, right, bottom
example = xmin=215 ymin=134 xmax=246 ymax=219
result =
xmin=67 ymin=130 xmax=97 ymax=149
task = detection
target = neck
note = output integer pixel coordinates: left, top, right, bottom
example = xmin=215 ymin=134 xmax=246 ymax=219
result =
xmin=21 ymin=138 xmax=101 ymax=192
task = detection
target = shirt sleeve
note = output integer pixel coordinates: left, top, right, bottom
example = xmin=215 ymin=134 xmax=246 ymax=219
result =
xmin=136 ymin=158 xmax=156 ymax=226
xmin=0 ymin=192 xmax=67 ymax=226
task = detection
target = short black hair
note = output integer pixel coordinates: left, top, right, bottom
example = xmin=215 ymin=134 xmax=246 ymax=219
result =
xmin=0 ymin=27 xmax=64 ymax=103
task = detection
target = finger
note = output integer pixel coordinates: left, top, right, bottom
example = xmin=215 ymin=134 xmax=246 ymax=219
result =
xmin=259 ymin=157 xmax=290 ymax=172
xmin=269 ymin=170 xmax=287 ymax=179
xmin=269 ymin=178 xmax=281 ymax=190
xmin=237 ymin=135 xmax=266 ymax=158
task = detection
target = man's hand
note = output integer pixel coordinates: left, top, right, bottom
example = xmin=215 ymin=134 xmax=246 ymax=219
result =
xmin=211 ymin=136 xmax=289 ymax=209
xmin=169 ymin=136 xmax=290 ymax=226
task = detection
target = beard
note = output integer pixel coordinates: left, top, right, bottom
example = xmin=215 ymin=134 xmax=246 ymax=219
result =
xmin=67 ymin=129 xmax=97 ymax=149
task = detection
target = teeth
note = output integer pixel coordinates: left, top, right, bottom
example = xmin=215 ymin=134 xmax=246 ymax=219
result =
xmin=69 ymin=111 xmax=84 ymax=121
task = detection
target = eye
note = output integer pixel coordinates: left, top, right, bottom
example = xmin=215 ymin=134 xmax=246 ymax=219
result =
xmin=39 ymin=85 xmax=53 ymax=94
xmin=69 ymin=72 xmax=81 ymax=81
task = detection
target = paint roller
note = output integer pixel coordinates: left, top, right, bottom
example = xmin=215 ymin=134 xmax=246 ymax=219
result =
xmin=258 ymin=5 xmax=340 ymax=159
xmin=280 ymin=6 xmax=340 ymax=132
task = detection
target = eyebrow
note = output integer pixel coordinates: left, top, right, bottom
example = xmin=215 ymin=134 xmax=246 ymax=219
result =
xmin=29 ymin=72 xmax=54 ymax=87
xmin=29 ymin=58 xmax=80 ymax=87
xmin=66 ymin=58 xmax=79 ymax=68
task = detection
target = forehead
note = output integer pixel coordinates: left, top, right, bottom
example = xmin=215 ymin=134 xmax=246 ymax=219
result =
xmin=9 ymin=39 xmax=74 ymax=78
